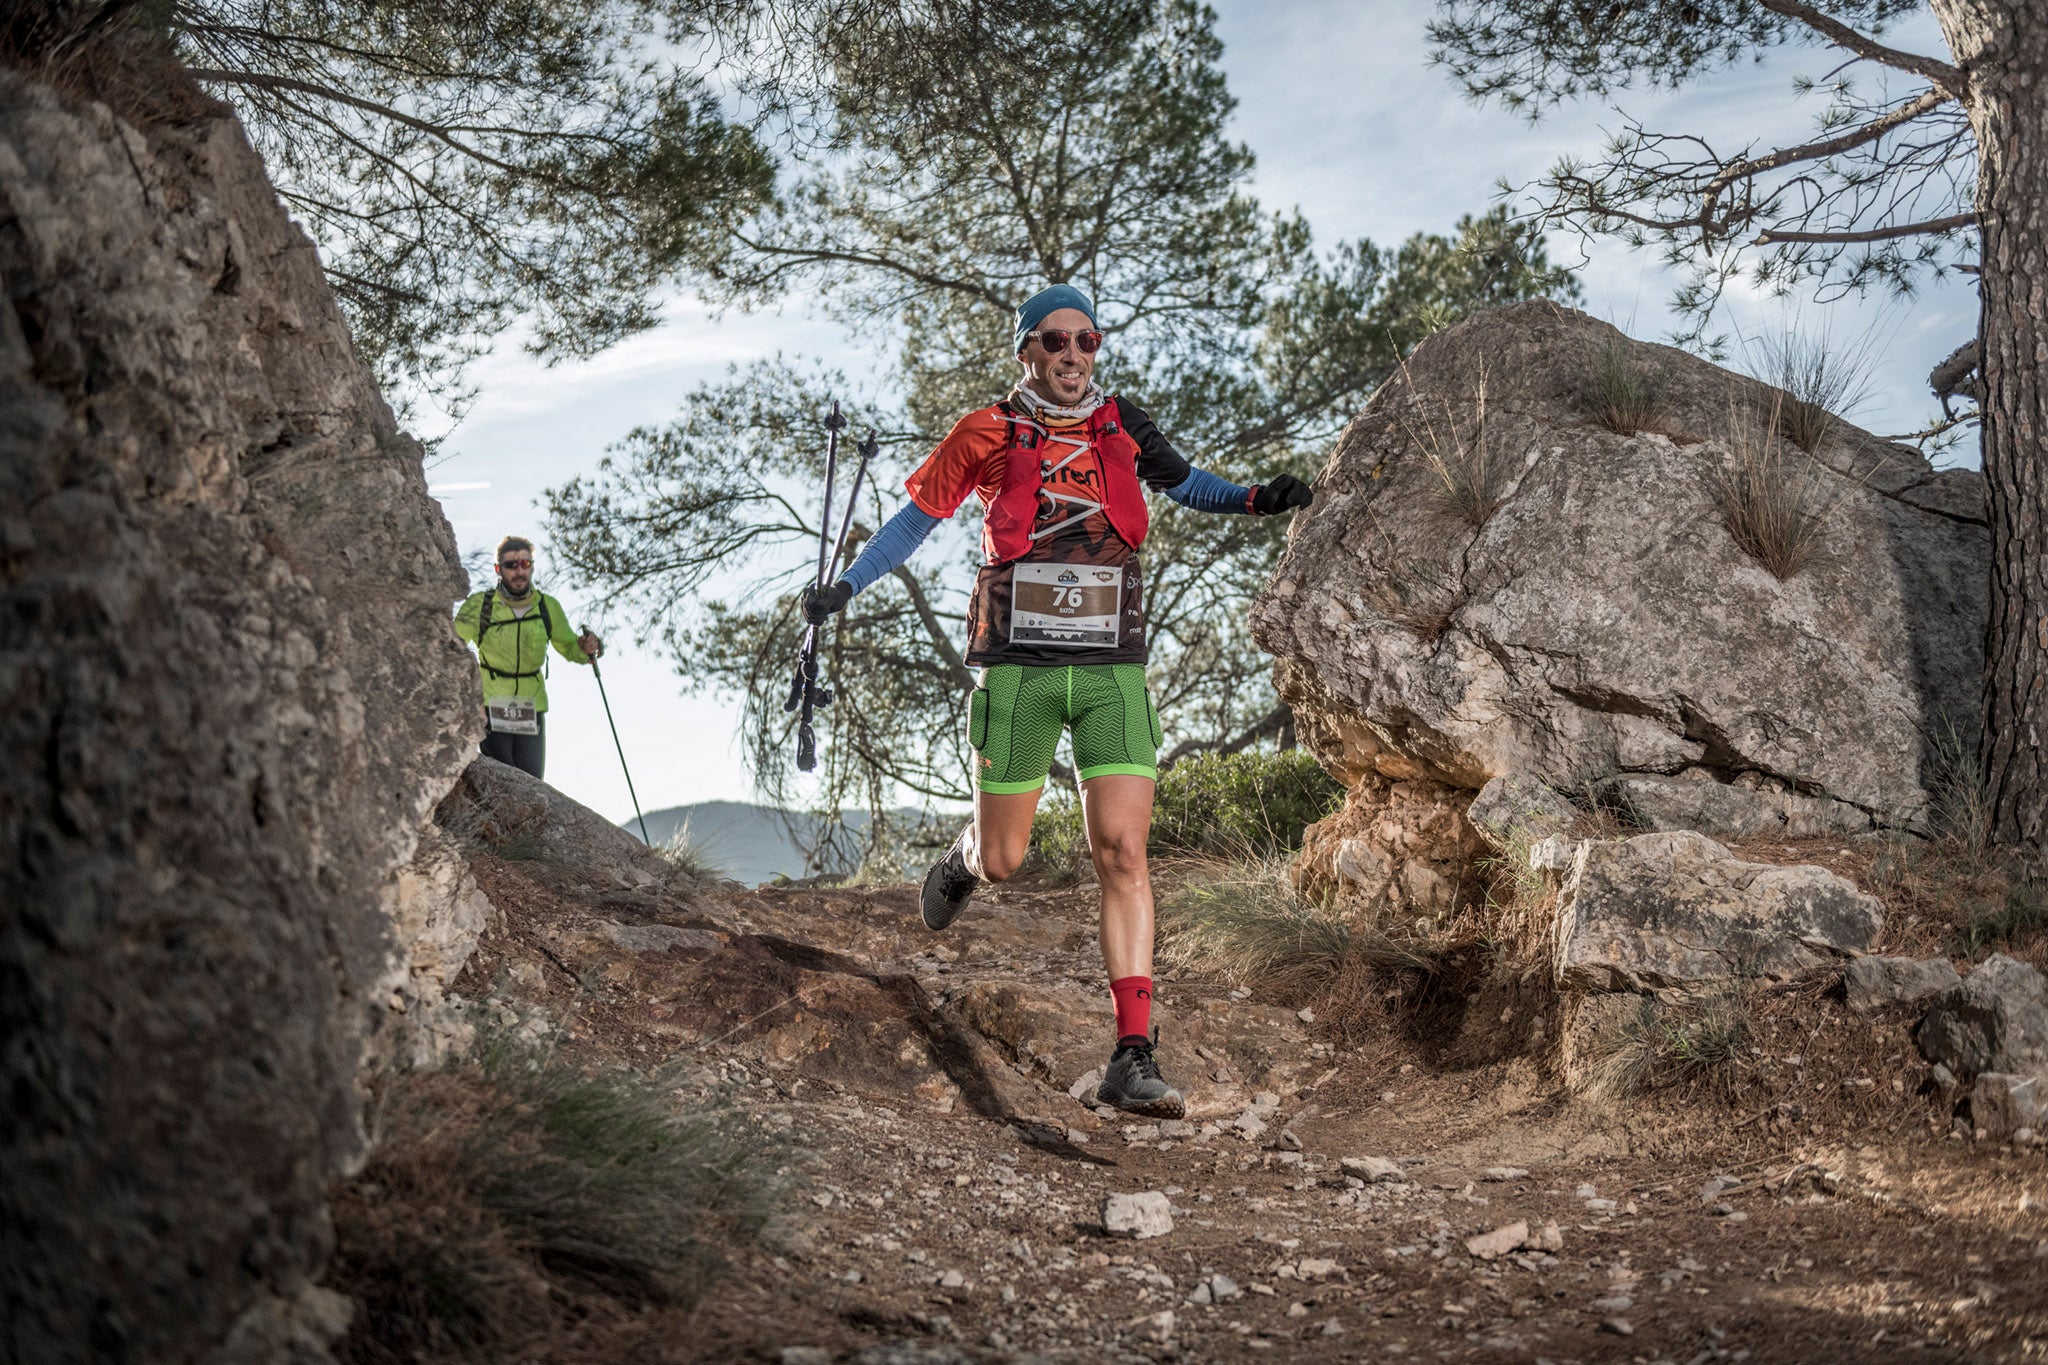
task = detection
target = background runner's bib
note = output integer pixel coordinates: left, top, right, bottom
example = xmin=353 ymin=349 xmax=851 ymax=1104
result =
xmin=1009 ymin=561 xmax=1123 ymax=648
xmin=485 ymin=695 xmax=539 ymax=735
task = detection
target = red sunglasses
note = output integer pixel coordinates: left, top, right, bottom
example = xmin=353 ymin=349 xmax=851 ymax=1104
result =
xmin=1026 ymin=328 xmax=1104 ymax=355
xmin=499 ymin=558 xmax=532 ymax=570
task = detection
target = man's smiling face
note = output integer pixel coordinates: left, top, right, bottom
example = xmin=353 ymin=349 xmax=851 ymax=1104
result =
xmin=1019 ymin=306 xmax=1098 ymax=405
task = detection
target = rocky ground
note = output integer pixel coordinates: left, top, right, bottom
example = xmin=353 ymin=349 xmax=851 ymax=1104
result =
xmin=404 ymin=772 xmax=2048 ymax=1365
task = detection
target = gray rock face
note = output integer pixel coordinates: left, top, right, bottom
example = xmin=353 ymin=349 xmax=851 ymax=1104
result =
xmin=1554 ymin=832 xmax=1884 ymax=992
xmin=439 ymin=756 xmax=680 ymax=888
xmin=1467 ymin=772 xmax=1580 ymax=851
xmin=1918 ymin=954 xmax=2048 ymax=1082
xmin=1253 ymin=302 xmax=1988 ymax=838
xmin=1970 ymin=1072 xmax=2045 ymax=1141
xmin=1843 ymin=955 xmax=1962 ymax=1014
xmin=1605 ymin=773 xmax=1869 ymax=840
xmin=0 ymin=72 xmax=477 ymax=1362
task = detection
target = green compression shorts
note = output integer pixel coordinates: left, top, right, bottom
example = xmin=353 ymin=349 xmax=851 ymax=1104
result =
xmin=969 ymin=663 xmax=1161 ymax=794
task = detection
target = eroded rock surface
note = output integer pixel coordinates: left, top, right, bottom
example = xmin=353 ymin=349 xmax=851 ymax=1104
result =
xmin=1844 ymin=955 xmax=1961 ymax=1015
xmin=1918 ymin=954 xmax=2048 ymax=1083
xmin=1254 ymin=302 xmax=1988 ymax=862
xmin=0 ymin=71 xmax=476 ymax=1361
xmin=1553 ymin=832 xmax=1883 ymax=992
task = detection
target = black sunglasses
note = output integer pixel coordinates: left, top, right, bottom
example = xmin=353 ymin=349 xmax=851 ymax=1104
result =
xmin=1026 ymin=328 xmax=1104 ymax=355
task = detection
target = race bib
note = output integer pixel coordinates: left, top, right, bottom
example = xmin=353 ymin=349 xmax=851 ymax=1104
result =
xmin=485 ymin=696 xmax=539 ymax=735
xmin=1009 ymin=561 xmax=1122 ymax=648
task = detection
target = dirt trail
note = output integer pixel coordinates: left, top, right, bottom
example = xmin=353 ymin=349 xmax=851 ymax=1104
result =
xmin=453 ymin=846 xmax=2048 ymax=1364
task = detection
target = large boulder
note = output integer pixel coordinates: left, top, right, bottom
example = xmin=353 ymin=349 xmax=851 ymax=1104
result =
xmin=1252 ymin=301 xmax=1988 ymax=892
xmin=1552 ymin=832 xmax=1883 ymax=992
xmin=1918 ymin=954 xmax=2048 ymax=1082
xmin=0 ymin=65 xmax=478 ymax=1363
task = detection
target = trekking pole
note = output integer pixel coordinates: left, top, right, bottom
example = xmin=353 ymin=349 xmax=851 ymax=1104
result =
xmin=784 ymin=405 xmax=879 ymax=772
xmin=583 ymin=625 xmax=649 ymax=844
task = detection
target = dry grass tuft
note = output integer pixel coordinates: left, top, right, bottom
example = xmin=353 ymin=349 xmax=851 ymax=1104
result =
xmin=1586 ymin=336 xmax=1668 ymax=435
xmin=1925 ymin=714 xmax=1992 ymax=861
xmin=1708 ymin=395 xmax=1833 ymax=580
xmin=1749 ymin=324 xmax=1877 ymax=453
xmin=1579 ymin=988 xmax=1754 ymax=1107
xmin=1158 ymin=852 xmax=1440 ymax=992
xmin=0 ymin=10 xmax=218 ymax=126
xmin=1367 ymin=558 xmax=1470 ymax=642
xmin=1401 ymin=364 xmax=1514 ymax=528
xmin=659 ymin=817 xmax=730 ymax=880
xmin=330 ymin=1039 xmax=783 ymax=1364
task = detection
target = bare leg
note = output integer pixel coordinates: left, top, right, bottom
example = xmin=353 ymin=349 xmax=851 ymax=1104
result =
xmin=1080 ymin=774 xmax=1156 ymax=980
xmin=964 ymin=786 xmax=1042 ymax=883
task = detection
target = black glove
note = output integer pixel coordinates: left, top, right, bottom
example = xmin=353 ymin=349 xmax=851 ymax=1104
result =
xmin=801 ymin=580 xmax=853 ymax=625
xmin=1252 ymin=474 xmax=1314 ymax=516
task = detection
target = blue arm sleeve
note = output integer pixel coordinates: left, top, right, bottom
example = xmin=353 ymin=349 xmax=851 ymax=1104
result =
xmin=1163 ymin=465 xmax=1252 ymax=514
xmin=840 ymin=502 xmax=942 ymax=595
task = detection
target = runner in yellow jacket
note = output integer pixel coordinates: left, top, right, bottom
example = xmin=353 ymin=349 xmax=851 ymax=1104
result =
xmin=454 ymin=535 xmax=602 ymax=779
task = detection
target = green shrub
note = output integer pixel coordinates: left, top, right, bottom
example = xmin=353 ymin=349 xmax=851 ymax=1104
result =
xmin=1030 ymin=748 xmax=1343 ymax=866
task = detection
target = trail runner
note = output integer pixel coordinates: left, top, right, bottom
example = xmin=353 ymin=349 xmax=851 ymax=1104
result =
xmin=454 ymin=535 xmax=603 ymax=780
xmin=802 ymin=284 xmax=1312 ymax=1117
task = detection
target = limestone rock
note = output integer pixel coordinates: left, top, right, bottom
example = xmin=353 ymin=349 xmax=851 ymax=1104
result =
xmin=1468 ymin=773 xmax=1580 ymax=851
xmin=1102 ymin=1191 xmax=1175 ymax=1239
xmin=1554 ymin=832 xmax=1882 ymax=992
xmin=440 ymin=757 xmax=677 ymax=887
xmin=0 ymin=70 xmax=476 ymax=1362
xmin=594 ymin=921 xmax=726 ymax=956
xmin=1971 ymin=1072 xmax=2046 ymax=1142
xmin=1294 ymin=770 xmax=1485 ymax=916
xmin=1605 ymin=772 xmax=1868 ymax=839
xmin=1253 ymin=302 xmax=1988 ymax=840
xmin=1340 ymin=1155 xmax=1405 ymax=1183
xmin=1918 ymin=954 xmax=2048 ymax=1082
xmin=1844 ymin=955 xmax=1961 ymax=1014
xmin=386 ymin=824 xmax=497 ymax=1065
xmin=1465 ymin=1221 xmax=1530 ymax=1260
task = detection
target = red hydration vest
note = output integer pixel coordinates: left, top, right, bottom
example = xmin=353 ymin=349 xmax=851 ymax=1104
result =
xmin=980 ymin=400 xmax=1150 ymax=565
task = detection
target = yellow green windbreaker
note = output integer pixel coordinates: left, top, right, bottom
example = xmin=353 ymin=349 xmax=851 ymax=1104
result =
xmin=453 ymin=588 xmax=590 ymax=712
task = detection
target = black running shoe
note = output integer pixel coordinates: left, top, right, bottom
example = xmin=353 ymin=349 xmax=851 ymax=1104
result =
xmin=920 ymin=831 xmax=978 ymax=931
xmin=1096 ymin=1030 xmax=1186 ymax=1119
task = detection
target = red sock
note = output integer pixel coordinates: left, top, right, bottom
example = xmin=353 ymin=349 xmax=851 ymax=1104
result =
xmin=1110 ymin=976 xmax=1154 ymax=1045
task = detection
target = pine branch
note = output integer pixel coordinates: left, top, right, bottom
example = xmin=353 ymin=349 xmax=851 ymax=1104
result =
xmin=1755 ymin=0 xmax=1965 ymax=94
xmin=1754 ymin=210 xmax=1974 ymax=244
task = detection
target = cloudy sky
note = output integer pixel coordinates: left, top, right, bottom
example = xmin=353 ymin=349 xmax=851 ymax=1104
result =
xmin=424 ymin=1 xmax=1977 ymax=830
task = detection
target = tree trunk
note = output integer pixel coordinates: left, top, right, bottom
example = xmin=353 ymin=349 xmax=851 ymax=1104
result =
xmin=1931 ymin=0 xmax=2048 ymax=848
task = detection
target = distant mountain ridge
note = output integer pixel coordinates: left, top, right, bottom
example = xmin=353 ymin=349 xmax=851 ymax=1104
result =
xmin=625 ymin=801 xmax=939 ymax=886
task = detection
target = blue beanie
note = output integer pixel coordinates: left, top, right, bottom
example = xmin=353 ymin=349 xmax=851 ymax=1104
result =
xmin=1013 ymin=284 xmax=1098 ymax=356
